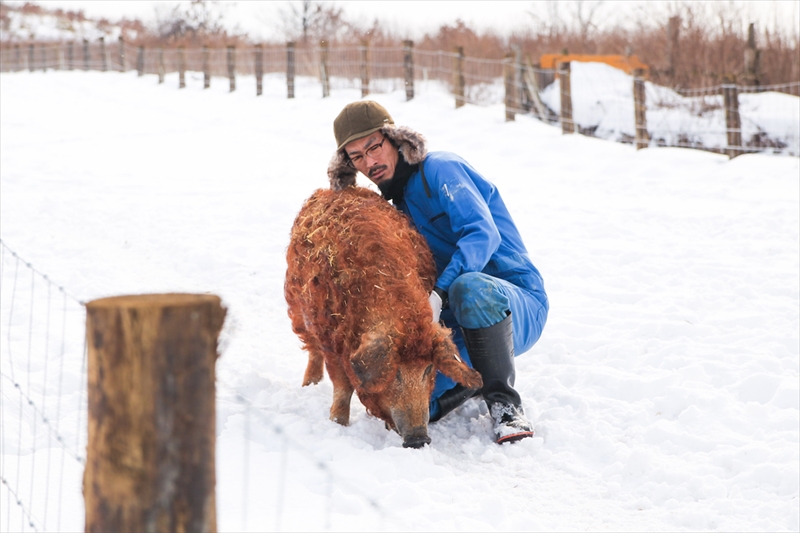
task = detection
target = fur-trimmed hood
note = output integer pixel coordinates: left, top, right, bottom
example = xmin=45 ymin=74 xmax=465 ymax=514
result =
xmin=327 ymin=125 xmax=428 ymax=191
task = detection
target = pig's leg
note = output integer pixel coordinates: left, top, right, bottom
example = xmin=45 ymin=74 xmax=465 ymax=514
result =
xmin=325 ymin=357 xmax=354 ymax=425
xmin=302 ymin=349 xmax=324 ymax=386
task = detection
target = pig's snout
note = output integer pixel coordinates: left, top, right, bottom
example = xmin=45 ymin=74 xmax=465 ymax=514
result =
xmin=402 ymin=428 xmax=431 ymax=449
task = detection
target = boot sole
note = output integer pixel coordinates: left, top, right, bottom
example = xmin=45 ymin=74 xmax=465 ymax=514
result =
xmin=496 ymin=430 xmax=534 ymax=444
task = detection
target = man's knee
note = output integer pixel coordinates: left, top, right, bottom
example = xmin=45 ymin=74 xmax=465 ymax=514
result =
xmin=449 ymin=273 xmax=509 ymax=329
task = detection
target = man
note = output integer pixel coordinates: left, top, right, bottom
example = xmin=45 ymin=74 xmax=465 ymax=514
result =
xmin=328 ymin=101 xmax=548 ymax=444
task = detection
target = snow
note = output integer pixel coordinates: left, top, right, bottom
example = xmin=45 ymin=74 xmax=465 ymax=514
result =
xmin=539 ymin=61 xmax=800 ymax=155
xmin=1 ymin=69 xmax=799 ymax=532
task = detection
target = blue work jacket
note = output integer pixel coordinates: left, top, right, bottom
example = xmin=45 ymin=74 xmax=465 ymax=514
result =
xmin=394 ymin=151 xmax=547 ymax=305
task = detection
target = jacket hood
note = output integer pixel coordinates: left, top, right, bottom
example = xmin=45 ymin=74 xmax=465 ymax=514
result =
xmin=327 ymin=125 xmax=428 ymax=191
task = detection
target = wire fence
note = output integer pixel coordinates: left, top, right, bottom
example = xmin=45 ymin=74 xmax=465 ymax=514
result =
xmin=0 ymin=238 xmax=400 ymax=532
xmin=0 ymin=40 xmax=798 ymax=158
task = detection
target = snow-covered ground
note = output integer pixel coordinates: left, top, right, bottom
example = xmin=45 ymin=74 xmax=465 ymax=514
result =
xmin=1 ymin=70 xmax=798 ymax=532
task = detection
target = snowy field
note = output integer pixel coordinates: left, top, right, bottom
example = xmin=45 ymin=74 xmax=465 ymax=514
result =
xmin=1 ymin=70 xmax=799 ymax=532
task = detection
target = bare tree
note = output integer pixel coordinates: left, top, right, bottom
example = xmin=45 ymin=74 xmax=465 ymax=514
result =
xmin=154 ymin=0 xmax=240 ymax=43
xmin=275 ymin=1 xmax=348 ymax=44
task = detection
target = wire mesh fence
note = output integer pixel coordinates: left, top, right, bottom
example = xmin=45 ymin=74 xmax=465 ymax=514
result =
xmin=0 ymin=239 xmax=400 ymax=532
xmin=1 ymin=39 xmax=797 ymax=158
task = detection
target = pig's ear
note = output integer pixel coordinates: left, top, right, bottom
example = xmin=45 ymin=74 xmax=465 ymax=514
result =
xmin=350 ymin=332 xmax=396 ymax=392
xmin=432 ymin=329 xmax=483 ymax=390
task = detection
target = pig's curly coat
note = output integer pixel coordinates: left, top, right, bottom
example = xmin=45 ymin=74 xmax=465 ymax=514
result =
xmin=285 ymin=186 xmax=467 ymax=424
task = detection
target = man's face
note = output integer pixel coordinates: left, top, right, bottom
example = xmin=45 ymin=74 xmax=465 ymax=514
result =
xmin=344 ymin=132 xmax=399 ymax=188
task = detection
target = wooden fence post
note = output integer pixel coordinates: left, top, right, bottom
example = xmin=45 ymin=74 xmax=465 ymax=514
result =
xmin=100 ymin=37 xmax=107 ymax=72
xmin=203 ymin=45 xmax=210 ymax=88
xmin=83 ymin=39 xmax=90 ymax=71
xmin=453 ymin=46 xmax=465 ymax=108
xmin=158 ymin=47 xmax=165 ymax=84
xmin=40 ymin=43 xmax=47 ymax=72
xmin=320 ymin=40 xmax=330 ymax=98
xmin=513 ymin=45 xmax=526 ymax=111
xmin=633 ymin=68 xmax=649 ymax=150
xmin=666 ymin=16 xmax=680 ymax=80
xmin=83 ymin=293 xmax=225 ymax=533
xmin=504 ymin=53 xmax=515 ymax=121
xmin=227 ymin=46 xmax=235 ymax=92
xmin=67 ymin=41 xmax=74 ymax=70
xmin=722 ymin=77 xmax=742 ymax=158
xmin=360 ymin=40 xmax=369 ymax=97
xmin=137 ymin=46 xmax=144 ymax=77
xmin=559 ymin=61 xmax=574 ymax=134
xmin=14 ymin=44 xmax=21 ymax=71
xmin=255 ymin=44 xmax=263 ymax=96
xmin=287 ymin=41 xmax=295 ymax=99
xmin=178 ymin=47 xmax=186 ymax=88
xmin=118 ymin=36 xmax=125 ymax=71
xmin=403 ymin=40 xmax=414 ymax=101
xmin=742 ymin=23 xmax=760 ymax=86
xmin=28 ymin=43 xmax=34 ymax=72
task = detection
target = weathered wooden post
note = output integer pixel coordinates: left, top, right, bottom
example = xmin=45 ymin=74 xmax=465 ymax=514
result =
xmin=83 ymin=293 xmax=226 ymax=533
xmin=40 ymin=43 xmax=47 ymax=72
xmin=157 ymin=47 xmax=165 ymax=84
xmin=28 ymin=43 xmax=35 ymax=72
xmin=255 ymin=44 xmax=263 ymax=96
xmin=559 ymin=61 xmax=574 ymax=134
xmin=666 ymin=16 xmax=680 ymax=80
xmin=227 ymin=45 xmax=235 ymax=92
xmin=14 ymin=44 xmax=21 ymax=71
xmin=360 ymin=40 xmax=369 ymax=97
xmin=722 ymin=76 xmax=742 ymax=158
xmin=504 ymin=53 xmax=515 ymax=121
xmin=403 ymin=40 xmax=414 ymax=101
xmin=513 ymin=45 xmax=526 ymax=111
xmin=137 ymin=45 xmax=144 ymax=77
xmin=286 ymin=41 xmax=296 ymax=99
xmin=633 ymin=68 xmax=649 ymax=150
xmin=83 ymin=39 xmax=90 ymax=71
xmin=320 ymin=40 xmax=330 ymax=98
xmin=100 ymin=37 xmax=107 ymax=72
xmin=742 ymin=23 xmax=760 ymax=86
xmin=203 ymin=45 xmax=211 ymax=88
xmin=453 ymin=46 xmax=465 ymax=108
xmin=118 ymin=36 xmax=125 ymax=71
xmin=67 ymin=41 xmax=74 ymax=70
xmin=178 ymin=47 xmax=186 ymax=88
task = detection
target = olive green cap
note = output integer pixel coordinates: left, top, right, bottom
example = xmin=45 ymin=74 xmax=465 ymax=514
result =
xmin=334 ymin=101 xmax=394 ymax=150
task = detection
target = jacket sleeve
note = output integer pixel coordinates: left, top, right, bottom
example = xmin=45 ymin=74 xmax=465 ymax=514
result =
xmin=428 ymin=158 xmax=501 ymax=292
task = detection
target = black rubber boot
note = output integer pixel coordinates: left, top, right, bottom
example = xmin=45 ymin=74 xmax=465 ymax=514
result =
xmin=430 ymin=384 xmax=480 ymax=423
xmin=462 ymin=312 xmax=534 ymax=444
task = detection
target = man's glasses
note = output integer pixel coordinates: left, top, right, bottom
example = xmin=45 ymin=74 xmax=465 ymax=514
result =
xmin=347 ymin=139 xmax=386 ymax=168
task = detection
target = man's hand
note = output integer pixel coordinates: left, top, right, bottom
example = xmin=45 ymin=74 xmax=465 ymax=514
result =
xmin=429 ymin=290 xmax=442 ymax=323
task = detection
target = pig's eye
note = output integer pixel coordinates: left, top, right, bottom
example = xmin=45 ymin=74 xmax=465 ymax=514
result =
xmin=423 ymin=364 xmax=434 ymax=378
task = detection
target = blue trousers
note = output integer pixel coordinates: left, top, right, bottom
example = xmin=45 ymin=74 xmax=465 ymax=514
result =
xmin=430 ymin=272 xmax=549 ymax=411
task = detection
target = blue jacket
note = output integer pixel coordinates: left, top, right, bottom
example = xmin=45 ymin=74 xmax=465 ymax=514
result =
xmin=394 ymin=151 xmax=547 ymax=305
